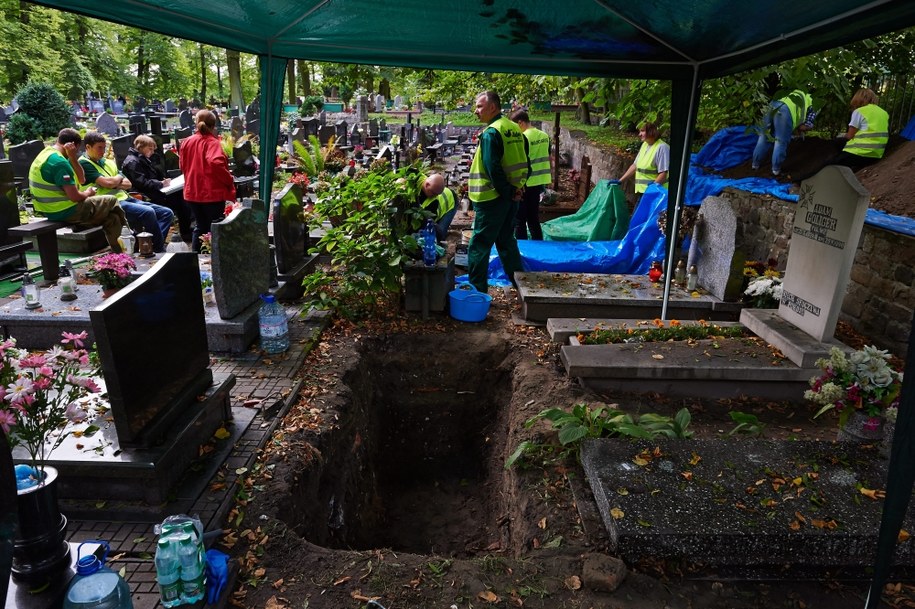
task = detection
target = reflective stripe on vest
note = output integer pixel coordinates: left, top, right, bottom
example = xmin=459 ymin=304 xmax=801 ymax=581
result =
xmin=80 ymin=155 xmax=128 ymax=201
xmin=844 ymin=104 xmax=889 ymax=159
xmin=28 ymin=147 xmax=75 ymax=214
xmin=524 ymin=128 xmax=551 ymax=187
xmin=777 ymin=90 xmax=811 ymax=130
xmin=468 ymin=117 xmax=528 ymax=202
xmin=422 ymin=187 xmax=456 ymax=220
xmin=634 ymin=139 xmax=664 ymax=194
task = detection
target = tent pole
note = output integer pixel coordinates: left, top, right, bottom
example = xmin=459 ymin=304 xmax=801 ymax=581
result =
xmin=661 ymin=67 xmax=702 ymax=320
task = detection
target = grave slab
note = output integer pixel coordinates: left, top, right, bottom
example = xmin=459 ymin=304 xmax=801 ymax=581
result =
xmin=740 ymin=307 xmax=851 ymax=367
xmin=779 ymin=166 xmax=869 ymax=341
xmin=547 ymin=317 xmax=743 ymax=345
xmin=581 ymin=438 xmax=915 ymax=568
xmin=517 ymin=272 xmax=742 ymax=323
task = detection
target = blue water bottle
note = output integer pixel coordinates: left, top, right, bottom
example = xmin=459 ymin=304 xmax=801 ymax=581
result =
xmin=63 ymin=541 xmax=134 ymax=609
xmin=258 ymin=294 xmax=290 ymax=354
xmin=422 ymin=218 xmax=437 ymax=267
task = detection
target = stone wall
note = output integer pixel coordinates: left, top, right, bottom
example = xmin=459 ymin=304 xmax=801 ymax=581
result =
xmin=553 ymin=129 xmax=913 ymax=357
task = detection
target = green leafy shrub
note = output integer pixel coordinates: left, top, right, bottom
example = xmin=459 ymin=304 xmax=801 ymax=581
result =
xmin=505 ymin=404 xmax=692 ymax=468
xmin=300 ymin=95 xmax=324 ymax=115
xmin=7 ymin=82 xmax=72 ymax=144
xmin=5 ymin=113 xmax=42 ymax=145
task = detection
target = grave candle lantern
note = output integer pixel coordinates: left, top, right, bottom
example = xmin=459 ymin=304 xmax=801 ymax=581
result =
xmin=137 ymin=232 xmax=155 ymax=258
xmin=648 ymin=261 xmax=663 ymax=283
xmin=21 ymin=272 xmax=41 ymax=309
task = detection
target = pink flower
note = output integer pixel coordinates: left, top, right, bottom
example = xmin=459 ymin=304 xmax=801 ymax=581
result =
xmin=863 ymin=417 xmax=882 ymax=432
xmin=32 ymin=377 xmax=51 ymax=391
xmin=0 ymin=409 xmax=16 ymax=434
xmin=18 ymin=354 xmax=47 ymax=369
xmin=61 ymin=331 xmax=88 ymax=349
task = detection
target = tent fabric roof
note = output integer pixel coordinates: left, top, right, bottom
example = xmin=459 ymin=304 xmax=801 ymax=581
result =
xmin=30 ymin=0 xmax=915 ymax=79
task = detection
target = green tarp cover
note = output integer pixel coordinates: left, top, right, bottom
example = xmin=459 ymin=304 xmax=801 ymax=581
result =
xmin=542 ymin=181 xmax=629 ymax=242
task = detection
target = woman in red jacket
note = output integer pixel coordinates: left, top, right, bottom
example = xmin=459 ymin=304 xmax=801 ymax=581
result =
xmin=179 ymin=109 xmax=236 ymax=252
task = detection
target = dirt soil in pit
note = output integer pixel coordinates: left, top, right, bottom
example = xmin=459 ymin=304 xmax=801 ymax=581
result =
xmin=716 ymin=135 xmax=915 ymax=219
xmin=224 ymin=297 xmax=908 ymax=609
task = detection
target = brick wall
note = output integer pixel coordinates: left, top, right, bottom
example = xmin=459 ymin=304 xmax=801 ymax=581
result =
xmin=555 ymin=130 xmax=914 ymax=357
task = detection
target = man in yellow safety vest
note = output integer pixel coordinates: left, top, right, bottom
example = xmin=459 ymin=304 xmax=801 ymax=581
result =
xmin=510 ymin=109 xmax=552 ymax=240
xmin=618 ymin=121 xmax=669 ymax=206
xmin=415 ymin=173 xmax=457 ymax=242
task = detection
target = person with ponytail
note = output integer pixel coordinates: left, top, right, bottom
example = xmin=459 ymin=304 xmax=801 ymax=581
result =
xmin=179 ymin=109 xmax=236 ymax=252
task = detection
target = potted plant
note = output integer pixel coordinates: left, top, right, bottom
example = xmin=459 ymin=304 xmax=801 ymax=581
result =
xmin=89 ymin=252 xmax=137 ymax=297
xmin=0 ymin=331 xmax=102 ymax=583
xmin=806 ymin=345 xmax=903 ymax=442
xmin=743 ymin=273 xmax=783 ymax=308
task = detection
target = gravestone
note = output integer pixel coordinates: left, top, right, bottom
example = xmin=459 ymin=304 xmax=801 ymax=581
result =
xmin=695 ymin=196 xmax=747 ymax=301
xmin=356 ymin=95 xmax=369 ymax=123
xmin=377 ymin=145 xmax=394 ymax=164
xmin=110 ymin=99 xmax=125 ymax=115
xmin=318 ymin=110 xmax=326 ymax=126
xmin=230 ymin=106 xmax=239 ymax=118
xmin=368 ymin=118 xmax=379 ymax=137
xmin=335 ymin=120 xmax=348 ymax=145
xmin=128 ymin=113 xmax=147 ymax=135
xmin=110 ymin=134 xmax=132 ymax=168
xmin=318 ymin=125 xmax=335 ymax=146
xmin=245 ymin=98 xmax=260 ymax=127
xmin=149 ymin=114 xmax=163 ymax=135
xmin=164 ymin=99 xmax=177 ymax=113
xmin=245 ymin=118 xmax=259 ymax=136
xmin=233 ymin=140 xmax=257 ymax=177
xmin=272 ymin=183 xmax=308 ymax=274
xmin=778 ymin=166 xmax=869 ymax=341
xmin=164 ymin=149 xmax=180 ymax=174
xmin=289 ymin=127 xmax=307 ymax=154
xmin=301 ymin=117 xmax=318 ymax=137
xmin=0 ymin=160 xmax=20 ymax=245
xmin=70 ymin=101 xmax=83 ymax=118
xmin=178 ymin=108 xmax=194 ymax=129
xmin=95 ymin=111 xmax=120 ymax=137
xmin=89 ymin=252 xmax=213 ymax=447
xmin=374 ymin=94 xmax=385 ymax=113
xmin=211 ymin=206 xmax=270 ymax=319
xmin=394 ymin=95 xmax=403 ymax=110
xmin=8 ymin=140 xmax=43 ymax=182
xmin=89 ymin=99 xmax=104 ymax=114
xmin=230 ymin=116 xmax=244 ymax=140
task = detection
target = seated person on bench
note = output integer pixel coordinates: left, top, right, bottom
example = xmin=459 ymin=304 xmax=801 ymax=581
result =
xmin=80 ymin=131 xmax=174 ymax=253
xmin=27 ymin=128 xmax=127 ymax=252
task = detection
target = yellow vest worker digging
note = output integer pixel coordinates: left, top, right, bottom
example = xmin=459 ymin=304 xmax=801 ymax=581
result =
xmin=468 ymin=117 xmax=528 ymax=202
xmin=844 ymin=104 xmax=889 ymax=158
xmin=523 ymin=127 xmax=551 ymax=187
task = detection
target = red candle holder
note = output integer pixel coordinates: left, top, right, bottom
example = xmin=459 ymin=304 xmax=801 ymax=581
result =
xmin=648 ymin=261 xmax=663 ymax=283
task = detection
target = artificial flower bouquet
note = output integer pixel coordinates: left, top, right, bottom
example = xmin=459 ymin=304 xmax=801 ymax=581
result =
xmin=89 ymin=252 xmax=137 ymax=290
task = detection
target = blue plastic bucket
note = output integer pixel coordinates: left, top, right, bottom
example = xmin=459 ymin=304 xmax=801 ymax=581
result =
xmin=449 ymin=285 xmax=492 ymax=322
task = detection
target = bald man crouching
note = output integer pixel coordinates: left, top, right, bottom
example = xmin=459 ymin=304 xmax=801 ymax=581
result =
xmin=416 ymin=172 xmax=458 ymax=241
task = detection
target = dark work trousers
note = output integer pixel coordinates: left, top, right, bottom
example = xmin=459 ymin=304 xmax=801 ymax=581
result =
xmin=188 ymin=201 xmax=225 ymax=252
xmin=515 ymin=184 xmax=543 ymax=240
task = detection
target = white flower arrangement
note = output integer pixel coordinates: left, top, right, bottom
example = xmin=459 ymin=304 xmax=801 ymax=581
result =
xmin=743 ymin=275 xmax=783 ymax=309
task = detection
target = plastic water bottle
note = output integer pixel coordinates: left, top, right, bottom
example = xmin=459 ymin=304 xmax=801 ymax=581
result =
xmin=258 ymin=294 xmax=289 ymax=353
xmin=155 ymin=538 xmax=182 ymax=608
xmin=64 ymin=541 xmax=134 ymax=609
xmin=176 ymin=534 xmax=205 ymax=604
xmin=422 ymin=218 xmax=437 ymax=267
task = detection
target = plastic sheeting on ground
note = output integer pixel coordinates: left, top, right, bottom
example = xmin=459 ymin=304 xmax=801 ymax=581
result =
xmin=902 ymin=115 xmax=915 ymax=140
xmin=456 ymin=185 xmax=668 ymax=287
xmin=542 ymin=180 xmax=630 ymax=241
xmin=685 ymin=127 xmax=915 ymax=238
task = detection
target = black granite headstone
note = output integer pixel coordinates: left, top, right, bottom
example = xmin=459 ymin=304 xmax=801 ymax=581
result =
xmin=245 ymin=118 xmax=259 ymax=136
xmin=368 ymin=118 xmax=379 ymax=137
xmin=110 ymin=134 xmax=132 ymax=169
xmin=178 ymin=109 xmax=194 ymax=129
xmin=8 ymin=140 xmax=43 ymax=181
xmin=89 ymin=253 xmax=212 ymax=447
xmin=149 ymin=115 xmax=162 ymax=135
xmin=164 ymin=149 xmax=180 ymax=175
xmin=128 ymin=114 xmax=147 ymax=135
xmin=134 ymin=96 xmax=147 ymax=113
xmin=301 ymin=117 xmax=319 ymax=137
xmin=233 ymin=140 xmax=257 ymax=177
xmin=0 ymin=160 xmax=21 ymax=246
xmin=335 ymin=120 xmax=348 ymax=145
xmin=272 ymin=183 xmax=307 ymax=274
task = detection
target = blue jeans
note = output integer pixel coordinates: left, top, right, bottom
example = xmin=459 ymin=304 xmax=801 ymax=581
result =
xmin=435 ymin=206 xmax=457 ymax=242
xmin=120 ymin=197 xmax=174 ymax=252
xmin=752 ymin=101 xmax=793 ymax=174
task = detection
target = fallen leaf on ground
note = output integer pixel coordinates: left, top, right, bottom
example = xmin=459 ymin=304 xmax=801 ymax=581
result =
xmin=478 ymin=590 xmax=500 ymax=603
xmin=538 ymin=517 xmax=547 ymax=530
xmin=899 ymin=530 xmax=911 ymax=542
xmin=860 ymin=487 xmax=886 ymax=500
xmin=610 ymin=507 xmax=625 ymax=520
xmin=264 ymin=596 xmax=286 ymax=609
xmin=333 ymin=576 xmax=351 ymax=586
xmin=565 ymin=575 xmax=582 ymax=590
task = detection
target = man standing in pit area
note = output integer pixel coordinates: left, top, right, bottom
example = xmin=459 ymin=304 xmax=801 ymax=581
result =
xmin=510 ymin=109 xmax=552 ymax=240
xmin=28 ymin=128 xmax=126 ymax=252
xmin=466 ymin=90 xmax=528 ymax=294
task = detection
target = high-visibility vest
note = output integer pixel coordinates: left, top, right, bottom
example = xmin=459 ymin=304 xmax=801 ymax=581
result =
xmin=634 ymin=139 xmax=666 ymax=193
xmin=422 ymin=187 xmax=456 ymax=220
xmin=468 ymin=117 xmax=528 ymax=202
xmin=80 ymin=155 xmax=128 ymax=201
xmin=777 ymin=90 xmax=812 ymax=130
xmin=844 ymin=104 xmax=889 ymax=159
xmin=523 ymin=127 xmax=551 ymax=187
xmin=28 ymin=147 xmax=76 ymax=215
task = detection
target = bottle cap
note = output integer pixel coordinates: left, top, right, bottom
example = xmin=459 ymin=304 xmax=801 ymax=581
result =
xmin=260 ymin=293 xmax=276 ymax=304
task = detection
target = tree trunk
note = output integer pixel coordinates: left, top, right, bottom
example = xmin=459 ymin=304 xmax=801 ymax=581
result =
xmin=137 ymin=37 xmax=147 ymax=90
xmin=574 ymin=87 xmax=590 ymax=124
xmin=297 ymin=60 xmax=310 ymax=96
xmin=227 ymin=48 xmax=245 ymax=111
xmin=216 ymin=61 xmax=223 ymax=100
xmin=199 ymin=44 xmax=207 ymax=100
xmin=379 ymin=78 xmax=391 ymax=98
xmin=286 ymin=60 xmax=296 ymax=104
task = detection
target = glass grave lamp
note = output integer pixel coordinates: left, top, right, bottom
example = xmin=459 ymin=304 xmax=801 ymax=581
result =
xmin=20 ymin=272 xmax=41 ymax=309
xmin=118 ymin=225 xmax=135 ymax=256
xmin=58 ymin=265 xmax=77 ymax=302
xmin=136 ymin=232 xmax=155 ymax=258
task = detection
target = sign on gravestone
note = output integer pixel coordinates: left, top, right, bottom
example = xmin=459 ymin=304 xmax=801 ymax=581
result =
xmin=211 ymin=206 xmax=270 ymax=319
xmin=779 ymin=165 xmax=869 ymax=341
xmin=95 ymin=112 xmax=120 ymax=137
xmin=272 ymin=182 xmax=308 ymax=274
xmin=695 ymin=196 xmax=748 ymax=301
xmin=89 ymin=252 xmax=212 ymax=447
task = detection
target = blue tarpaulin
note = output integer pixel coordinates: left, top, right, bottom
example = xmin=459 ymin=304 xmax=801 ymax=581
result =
xmin=901 ymin=115 xmax=915 ymax=140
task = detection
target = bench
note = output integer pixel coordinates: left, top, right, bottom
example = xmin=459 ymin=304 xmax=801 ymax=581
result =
xmin=8 ymin=220 xmax=67 ymax=281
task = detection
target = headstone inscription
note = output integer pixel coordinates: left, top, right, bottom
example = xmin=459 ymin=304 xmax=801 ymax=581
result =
xmin=272 ymin=183 xmax=308 ymax=275
xmin=95 ymin=111 xmax=120 ymax=137
xmin=695 ymin=196 xmax=747 ymax=301
xmin=178 ymin=108 xmax=194 ymax=129
xmin=778 ymin=166 xmax=869 ymax=341
xmin=211 ymin=205 xmax=270 ymax=320
xmin=89 ymin=252 xmax=213 ymax=447
xmin=110 ymin=134 xmax=133 ymax=168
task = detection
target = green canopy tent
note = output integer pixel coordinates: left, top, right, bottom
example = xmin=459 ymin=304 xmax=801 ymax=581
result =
xmin=24 ymin=2 xmax=915 ymax=603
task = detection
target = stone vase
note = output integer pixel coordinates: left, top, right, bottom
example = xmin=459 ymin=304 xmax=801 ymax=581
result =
xmin=837 ymin=410 xmax=885 ymax=444
xmin=12 ymin=465 xmax=71 ymax=584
